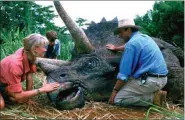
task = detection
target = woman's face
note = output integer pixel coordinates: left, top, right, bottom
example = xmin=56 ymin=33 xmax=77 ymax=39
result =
xmin=34 ymin=44 xmax=46 ymax=57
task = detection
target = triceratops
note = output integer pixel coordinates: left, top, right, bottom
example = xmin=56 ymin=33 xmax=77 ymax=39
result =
xmin=36 ymin=1 xmax=184 ymax=110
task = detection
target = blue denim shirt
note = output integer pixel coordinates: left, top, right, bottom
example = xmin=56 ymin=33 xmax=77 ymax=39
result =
xmin=117 ymin=32 xmax=168 ymax=81
xmin=45 ymin=39 xmax=61 ymax=58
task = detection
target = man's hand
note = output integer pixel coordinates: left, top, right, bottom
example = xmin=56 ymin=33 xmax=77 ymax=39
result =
xmin=40 ymin=82 xmax=60 ymax=93
xmin=106 ymin=44 xmax=125 ymax=51
xmin=106 ymin=44 xmax=116 ymax=51
xmin=108 ymin=91 xmax=117 ymax=104
xmin=108 ymin=80 xmax=125 ymax=104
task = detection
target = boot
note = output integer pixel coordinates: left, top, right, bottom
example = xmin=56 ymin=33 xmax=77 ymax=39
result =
xmin=153 ymin=90 xmax=167 ymax=107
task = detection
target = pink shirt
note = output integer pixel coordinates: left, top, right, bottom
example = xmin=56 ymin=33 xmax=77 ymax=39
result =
xmin=0 ymin=48 xmax=37 ymax=93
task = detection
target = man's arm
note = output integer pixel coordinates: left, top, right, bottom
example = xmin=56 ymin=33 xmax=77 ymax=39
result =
xmin=108 ymin=47 xmax=136 ymax=104
xmin=113 ymin=80 xmax=126 ymax=92
xmin=108 ymin=80 xmax=125 ymax=104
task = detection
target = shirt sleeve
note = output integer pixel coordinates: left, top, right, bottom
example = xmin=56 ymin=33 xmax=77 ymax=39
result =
xmin=7 ymin=64 xmax=23 ymax=93
xmin=44 ymin=45 xmax=48 ymax=57
xmin=117 ymin=47 xmax=135 ymax=81
xmin=55 ymin=40 xmax=61 ymax=56
xmin=30 ymin=64 xmax=37 ymax=73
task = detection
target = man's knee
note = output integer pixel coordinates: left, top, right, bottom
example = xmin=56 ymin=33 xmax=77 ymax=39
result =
xmin=114 ymin=97 xmax=130 ymax=107
xmin=114 ymin=94 xmax=128 ymax=105
xmin=114 ymin=94 xmax=121 ymax=104
xmin=114 ymin=95 xmax=141 ymax=106
xmin=114 ymin=89 xmax=131 ymax=103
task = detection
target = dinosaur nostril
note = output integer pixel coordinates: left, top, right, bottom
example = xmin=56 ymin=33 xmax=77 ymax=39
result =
xmin=60 ymin=74 xmax=66 ymax=77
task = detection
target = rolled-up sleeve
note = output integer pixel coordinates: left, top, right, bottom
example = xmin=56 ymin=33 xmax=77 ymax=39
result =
xmin=117 ymin=47 xmax=135 ymax=81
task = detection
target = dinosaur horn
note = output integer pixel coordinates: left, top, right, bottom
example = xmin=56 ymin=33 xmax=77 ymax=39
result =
xmin=35 ymin=58 xmax=71 ymax=74
xmin=53 ymin=1 xmax=94 ymax=54
xmin=35 ymin=57 xmax=71 ymax=66
xmin=39 ymin=63 xmax=60 ymax=74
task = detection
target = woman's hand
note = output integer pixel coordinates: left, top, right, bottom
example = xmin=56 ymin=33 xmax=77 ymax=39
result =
xmin=40 ymin=82 xmax=60 ymax=93
xmin=26 ymin=99 xmax=39 ymax=107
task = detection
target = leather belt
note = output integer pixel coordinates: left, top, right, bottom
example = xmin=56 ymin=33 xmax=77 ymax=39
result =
xmin=147 ymin=73 xmax=167 ymax=77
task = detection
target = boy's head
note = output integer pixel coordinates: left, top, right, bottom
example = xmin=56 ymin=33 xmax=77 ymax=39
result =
xmin=46 ymin=30 xmax=57 ymax=46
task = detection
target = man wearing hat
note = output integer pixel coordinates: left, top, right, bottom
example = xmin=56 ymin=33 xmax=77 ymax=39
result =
xmin=106 ymin=19 xmax=168 ymax=107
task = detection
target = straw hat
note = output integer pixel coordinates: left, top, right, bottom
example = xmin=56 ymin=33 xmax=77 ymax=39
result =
xmin=114 ymin=19 xmax=141 ymax=35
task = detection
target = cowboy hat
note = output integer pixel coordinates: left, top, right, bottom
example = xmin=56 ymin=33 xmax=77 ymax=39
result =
xmin=114 ymin=19 xmax=141 ymax=35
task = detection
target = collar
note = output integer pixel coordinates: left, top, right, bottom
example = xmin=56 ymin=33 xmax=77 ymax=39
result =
xmin=46 ymin=39 xmax=58 ymax=51
xmin=129 ymin=31 xmax=138 ymax=40
xmin=22 ymin=49 xmax=37 ymax=73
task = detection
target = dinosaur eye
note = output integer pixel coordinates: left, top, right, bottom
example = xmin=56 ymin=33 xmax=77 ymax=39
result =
xmin=76 ymin=57 xmax=101 ymax=74
xmin=86 ymin=60 xmax=94 ymax=68
xmin=88 ymin=62 xmax=92 ymax=65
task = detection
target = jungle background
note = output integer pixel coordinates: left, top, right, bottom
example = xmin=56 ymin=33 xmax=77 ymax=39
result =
xmin=0 ymin=1 xmax=184 ymax=119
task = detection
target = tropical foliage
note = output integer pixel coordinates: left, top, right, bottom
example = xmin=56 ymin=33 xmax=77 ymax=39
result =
xmin=134 ymin=1 xmax=184 ymax=49
xmin=0 ymin=1 xmax=74 ymax=60
xmin=1 ymin=1 xmax=184 ymax=60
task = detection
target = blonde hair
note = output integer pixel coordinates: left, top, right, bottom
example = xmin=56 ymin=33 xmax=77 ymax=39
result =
xmin=23 ymin=33 xmax=48 ymax=53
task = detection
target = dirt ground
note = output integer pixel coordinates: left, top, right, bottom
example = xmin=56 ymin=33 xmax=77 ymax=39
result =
xmin=0 ymin=100 xmax=184 ymax=119
xmin=0 ymin=72 xmax=184 ymax=119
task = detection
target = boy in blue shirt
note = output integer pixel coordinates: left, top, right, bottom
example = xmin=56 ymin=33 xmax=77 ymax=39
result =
xmin=45 ymin=30 xmax=61 ymax=59
xmin=106 ymin=19 xmax=168 ymax=107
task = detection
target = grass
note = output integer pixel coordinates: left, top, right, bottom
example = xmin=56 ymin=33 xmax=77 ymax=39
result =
xmin=1 ymin=28 xmax=24 ymax=60
xmin=0 ymin=27 xmax=74 ymax=61
xmin=145 ymin=106 xmax=184 ymax=120
xmin=59 ymin=37 xmax=74 ymax=60
xmin=0 ymin=72 xmax=183 ymax=119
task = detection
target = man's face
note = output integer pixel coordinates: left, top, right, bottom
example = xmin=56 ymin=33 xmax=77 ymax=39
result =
xmin=119 ymin=29 xmax=130 ymax=43
xmin=49 ymin=41 xmax=55 ymax=46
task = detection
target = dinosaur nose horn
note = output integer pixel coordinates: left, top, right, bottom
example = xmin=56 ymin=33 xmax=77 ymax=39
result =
xmin=53 ymin=1 xmax=94 ymax=54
